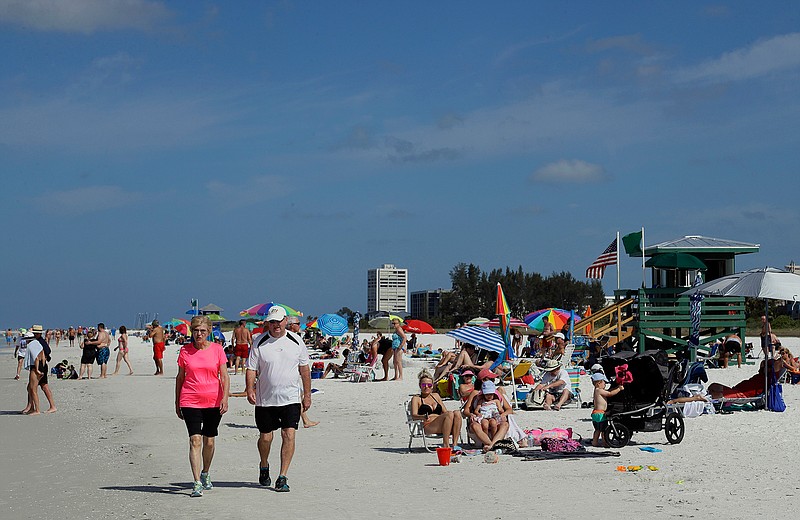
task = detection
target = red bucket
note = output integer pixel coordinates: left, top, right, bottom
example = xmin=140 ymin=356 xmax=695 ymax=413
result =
xmin=436 ymin=447 xmax=452 ymax=466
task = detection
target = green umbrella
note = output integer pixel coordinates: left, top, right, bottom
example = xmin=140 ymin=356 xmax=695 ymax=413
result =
xmin=203 ymin=313 xmax=228 ymax=322
xmin=645 ymin=253 xmax=707 ymax=270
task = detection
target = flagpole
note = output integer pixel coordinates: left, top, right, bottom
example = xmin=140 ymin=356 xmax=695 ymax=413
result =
xmin=616 ymin=231 xmax=621 ymax=290
xmin=640 ymin=226 xmax=646 ymax=288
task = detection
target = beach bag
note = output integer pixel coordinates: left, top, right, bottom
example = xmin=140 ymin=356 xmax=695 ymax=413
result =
xmin=436 ymin=378 xmax=451 ymax=399
xmin=540 ymin=437 xmax=584 ymax=452
xmin=525 ymin=388 xmax=547 ymax=408
xmin=768 ymin=382 xmax=786 ymax=413
xmin=525 ymin=427 xmax=572 ymax=445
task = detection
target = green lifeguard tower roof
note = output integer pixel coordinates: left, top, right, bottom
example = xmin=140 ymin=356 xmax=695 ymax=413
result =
xmin=643 ymin=235 xmax=759 ymax=256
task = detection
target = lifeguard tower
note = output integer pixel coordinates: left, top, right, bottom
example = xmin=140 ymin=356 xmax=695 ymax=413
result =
xmin=575 ymin=235 xmax=759 ymax=358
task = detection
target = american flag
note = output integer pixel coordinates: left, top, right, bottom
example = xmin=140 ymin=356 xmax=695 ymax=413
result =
xmin=586 ymin=239 xmax=618 ymax=279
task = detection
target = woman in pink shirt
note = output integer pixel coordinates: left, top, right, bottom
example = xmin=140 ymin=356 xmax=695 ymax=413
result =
xmin=175 ymin=316 xmax=230 ymax=497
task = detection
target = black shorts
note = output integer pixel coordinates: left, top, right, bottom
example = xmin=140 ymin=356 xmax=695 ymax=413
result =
xmin=255 ymin=404 xmax=301 ymax=433
xmin=724 ymin=341 xmax=741 ymax=355
xmin=593 ymin=418 xmax=607 ymax=432
xmin=181 ymin=407 xmax=222 ymax=437
xmin=38 ymin=364 xmax=48 ymax=386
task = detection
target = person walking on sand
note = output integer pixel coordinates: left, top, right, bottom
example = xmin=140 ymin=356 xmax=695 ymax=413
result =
xmin=390 ymin=318 xmax=407 ymax=381
xmin=112 ymin=325 xmax=133 ymax=375
xmin=14 ymin=329 xmax=29 ymax=380
xmin=22 ymin=325 xmax=56 ymax=415
xmin=246 ymin=306 xmax=311 ymax=493
xmin=149 ymin=320 xmax=166 ymax=375
xmin=232 ymin=319 xmax=252 ymax=374
xmin=287 ymin=316 xmax=318 ymax=428
xmin=175 ymin=315 xmax=230 ymax=497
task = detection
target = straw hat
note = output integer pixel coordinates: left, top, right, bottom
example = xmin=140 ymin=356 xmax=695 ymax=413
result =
xmin=30 ymin=324 xmax=44 ymax=335
xmin=543 ymin=359 xmax=562 ymax=371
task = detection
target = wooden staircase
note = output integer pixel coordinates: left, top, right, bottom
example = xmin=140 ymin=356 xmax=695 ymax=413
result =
xmin=573 ymin=298 xmax=636 ymax=348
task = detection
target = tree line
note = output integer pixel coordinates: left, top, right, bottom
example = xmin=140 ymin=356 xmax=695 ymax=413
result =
xmin=437 ymin=263 xmax=606 ymax=327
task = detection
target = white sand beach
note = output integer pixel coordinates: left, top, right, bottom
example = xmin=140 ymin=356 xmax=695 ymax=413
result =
xmin=2 ymin=334 xmax=799 ymax=520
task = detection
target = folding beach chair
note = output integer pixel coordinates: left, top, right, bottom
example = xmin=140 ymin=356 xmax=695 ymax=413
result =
xmin=564 ymin=366 xmax=583 ymax=408
xmin=349 ymin=355 xmax=379 ymax=382
xmin=500 ymin=360 xmax=533 ymax=382
xmin=405 ymin=400 xmax=445 ymax=452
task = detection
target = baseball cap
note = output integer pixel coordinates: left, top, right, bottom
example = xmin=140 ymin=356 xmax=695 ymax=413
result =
xmin=477 ymin=368 xmax=496 ymax=381
xmin=553 ymin=332 xmax=565 ymax=340
xmin=591 ymin=372 xmax=608 ymax=383
xmin=266 ymin=306 xmax=287 ymax=322
xmin=481 ymin=380 xmax=497 ymax=395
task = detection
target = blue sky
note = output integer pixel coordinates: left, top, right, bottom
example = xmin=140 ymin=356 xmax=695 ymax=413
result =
xmin=2 ymin=1 xmax=799 ymax=328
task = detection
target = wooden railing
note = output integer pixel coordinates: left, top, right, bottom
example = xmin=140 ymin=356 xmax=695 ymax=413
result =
xmin=573 ymin=298 xmax=636 ymax=347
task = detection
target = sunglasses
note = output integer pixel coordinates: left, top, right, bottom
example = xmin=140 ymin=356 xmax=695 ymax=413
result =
xmin=419 ymin=383 xmax=433 ymax=388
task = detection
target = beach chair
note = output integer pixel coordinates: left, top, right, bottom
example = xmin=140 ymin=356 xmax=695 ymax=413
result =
xmin=500 ymin=360 xmax=533 ymax=382
xmin=405 ymin=400 xmax=445 ymax=452
xmin=564 ymin=367 xmax=583 ymax=408
xmin=349 ymin=355 xmax=379 ymax=383
xmin=552 ymin=344 xmax=575 ymax=367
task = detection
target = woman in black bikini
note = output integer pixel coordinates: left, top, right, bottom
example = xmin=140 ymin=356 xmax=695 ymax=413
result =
xmin=409 ymin=369 xmax=462 ymax=449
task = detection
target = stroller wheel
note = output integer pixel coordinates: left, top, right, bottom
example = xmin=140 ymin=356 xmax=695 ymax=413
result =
xmin=604 ymin=421 xmax=631 ymax=448
xmin=665 ymin=412 xmax=685 ymax=444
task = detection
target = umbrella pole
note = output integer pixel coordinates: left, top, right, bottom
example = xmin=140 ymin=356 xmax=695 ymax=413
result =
xmin=764 ymin=299 xmax=771 ymax=410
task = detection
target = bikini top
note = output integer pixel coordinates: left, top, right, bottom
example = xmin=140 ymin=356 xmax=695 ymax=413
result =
xmin=418 ymin=397 xmax=443 ymax=416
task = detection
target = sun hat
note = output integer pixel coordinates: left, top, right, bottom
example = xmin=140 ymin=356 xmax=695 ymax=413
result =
xmin=23 ymin=331 xmax=34 ymax=339
xmin=30 ymin=325 xmax=44 ymax=334
xmin=266 ymin=306 xmax=287 ymax=322
xmin=481 ymin=380 xmax=497 ymax=395
xmin=543 ymin=359 xmax=561 ymax=371
xmin=591 ymin=372 xmax=608 ymax=382
xmin=590 ymin=363 xmax=605 ymax=374
xmin=477 ymin=368 xmax=497 ymax=381
xmin=553 ymin=332 xmax=566 ymax=340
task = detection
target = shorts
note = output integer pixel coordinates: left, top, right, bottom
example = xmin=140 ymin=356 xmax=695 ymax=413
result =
xmin=81 ymin=349 xmax=97 ymax=365
xmin=724 ymin=340 xmax=741 ymax=355
xmin=96 ymin=347 xmax=110 ymax=365
xmin=234 ymin=344 xmax=249 ymax=359
xmin=153 ymin=342 xmax=166 ymax=360
xmin=591 ymin=410 xmax=607 ymax=431
xmin=181 ymin=407 xmax=222 ymax=437
xmin=37 ymin=363 xmax=49 ymax=386
xmin=255 ymin=404 xmax=301 ymax=433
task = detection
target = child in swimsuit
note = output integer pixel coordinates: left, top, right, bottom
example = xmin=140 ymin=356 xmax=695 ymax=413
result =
xmin=591 ymin=372 xmax=624 ymax=447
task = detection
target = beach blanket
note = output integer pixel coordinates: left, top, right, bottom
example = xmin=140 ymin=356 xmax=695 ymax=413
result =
xmin=519 ymin=450 xmax=621 ymax=460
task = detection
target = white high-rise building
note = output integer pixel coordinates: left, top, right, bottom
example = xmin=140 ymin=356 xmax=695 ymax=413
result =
xmin=367 ymin=264 xmax=408 ymax=315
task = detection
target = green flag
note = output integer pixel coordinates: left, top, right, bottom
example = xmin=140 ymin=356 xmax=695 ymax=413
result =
xmin=622 ymin=231 xmax=643 ymax=256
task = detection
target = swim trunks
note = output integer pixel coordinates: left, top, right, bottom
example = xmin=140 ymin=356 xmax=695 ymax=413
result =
xmin=96 ymin=347 xmax=110 ymax=365
xmin=234 ymin=344 xmax=250 ymax=359
xmin=591 ymin=410 xmax=607 ymax=431
xmin=153 ymin=342 xmax=166 ymax=360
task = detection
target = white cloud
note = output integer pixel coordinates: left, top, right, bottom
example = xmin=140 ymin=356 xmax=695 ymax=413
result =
xmin=530 ymin=159 xmax=607 ymax=183
xmin=33 ymin=185 xmax=143 ymax=215
xmin=674 ymin=33 xmax=800 ymax=84
xmin=0 ymin=0 xmax=171 ymax=33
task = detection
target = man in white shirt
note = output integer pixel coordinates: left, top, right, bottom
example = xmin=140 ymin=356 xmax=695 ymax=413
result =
xmin=534 ymin=359 xmax=572 ymax=411
xmin=246 ymin=306 xmax=310 ymax=493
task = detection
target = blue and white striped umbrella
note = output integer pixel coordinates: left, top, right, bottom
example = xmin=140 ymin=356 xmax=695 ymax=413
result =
xmin=688 ymin=272 xmax=704 ymax=347
xmin=446 ymin=326 xmax=505 ymax=354
xmin=316 ymin=313 xmax=349 ymax=337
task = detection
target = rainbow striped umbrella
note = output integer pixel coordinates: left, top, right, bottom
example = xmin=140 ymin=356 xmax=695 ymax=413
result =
xmin=491 ymin=282 xmax=515 ymax=369
xmin=240 ymin=302 xmax=303 ymax=318
xmin=523 ymin=308 xmax=580 ymax=332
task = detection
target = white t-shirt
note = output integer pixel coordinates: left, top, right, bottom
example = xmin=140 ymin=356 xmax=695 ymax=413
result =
xmin=16 ymin=338 xmax=28 ymax=359
xmin=541 ymin=369 xmax=571 ymax=393
xmin=246 ymin=330 xmax=309 ymax=407
xmin=25 ymin=340 xmax=43 ymax=370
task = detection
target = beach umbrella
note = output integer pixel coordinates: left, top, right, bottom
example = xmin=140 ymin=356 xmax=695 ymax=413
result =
xmin=446 ymin=326 xmax=506 ymax=354
xmin=466 ymin=317 xmax=490 ymax=326
xmin=240 ymin=302 xmax=303 ymax=318
xmin=176 ymin=323 xmax=189 ymax=335
xmin=368 ymin=314 xmax=404 ymax=329
xmin=479 ymin=317 xmax=533 ymax=333
xmin=584 ymin=306 xmax=593 ymax=335
xmin=352 ymin=312 xmax=361 ymax=351
xmin=315 ymin=314 xmax=349 ymax=337
xmin=523 ymin=308 xmax=579 ymax=332
xmin=491 ymin=282 xmax=516 ymax=369
xmin=645 ymin=252 xmax=707 ymax=270
xmin=688 ymin=272 xmax=705 ymax=352
xmin=203 ymin=314 xmax=227 ymax=322
xmin=402 ymin=319 xmax=437 ymax=334
xmin=185 ymin=309 xmax=199 ymax=316
xmin=681 ymin=267 xmax=800 ymax=411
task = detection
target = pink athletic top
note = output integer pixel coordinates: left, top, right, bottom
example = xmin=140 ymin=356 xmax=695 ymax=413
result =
xmin=177 ymin=342 xmax=227 ymax=408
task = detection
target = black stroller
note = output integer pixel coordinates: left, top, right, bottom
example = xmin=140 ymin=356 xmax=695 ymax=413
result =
xmin=599 ymin=350 xmax=685 ymax=448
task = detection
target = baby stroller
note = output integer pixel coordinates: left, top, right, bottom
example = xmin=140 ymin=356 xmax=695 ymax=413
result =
xmin=600 ymin=350 xmax=685 ymax=448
